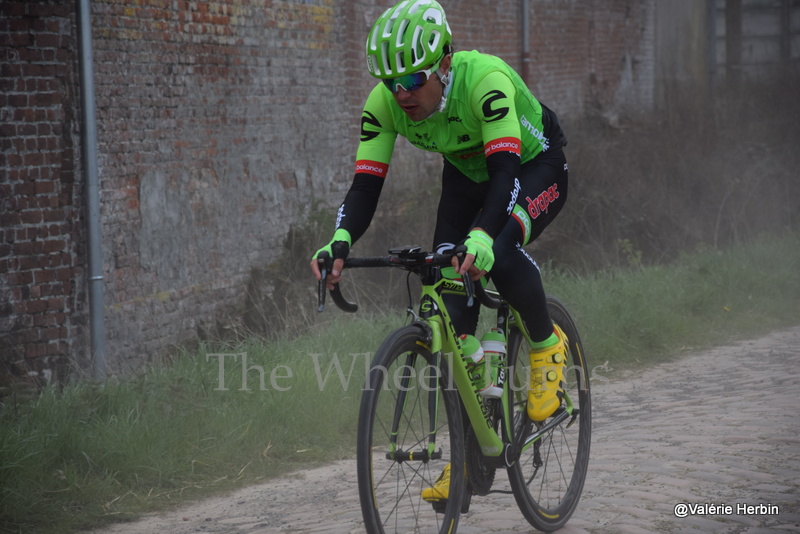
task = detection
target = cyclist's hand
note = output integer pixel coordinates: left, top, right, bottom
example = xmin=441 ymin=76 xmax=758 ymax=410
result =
xmin=310 ymin=229 xmax=351 ymax=290
xmin=454 ymin=229 xmax=494 ymax=281
xmin=453 ymin=253 xmax=483 ymax=281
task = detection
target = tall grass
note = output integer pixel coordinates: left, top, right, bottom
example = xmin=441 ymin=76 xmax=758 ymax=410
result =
xmin=0 ymin=315 xmax=399 ymax=534
xmin=1 ymin=233 xmax=799 ymax=533
xmin=544 ymin=232 xmax=800 ymax=368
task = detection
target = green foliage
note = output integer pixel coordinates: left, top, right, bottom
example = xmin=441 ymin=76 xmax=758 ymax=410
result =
xmin=0 ymin=314 xmax=397 ymax=533
xmin=545 ymin=232 xmax=800 ymax=369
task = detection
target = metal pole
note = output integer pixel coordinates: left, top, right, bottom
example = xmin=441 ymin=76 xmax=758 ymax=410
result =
xmin=76 ymin=0 xmax=107 ymax=381
xmin=708 ymin=0 xmax=717 ymax=92
xmin=521 ymin=0 xmax=530 ymax=85
xmin=780 ymin=0 xmax=791 ymax=65
xmin=725 ymin=0 xmax=742 ymax=87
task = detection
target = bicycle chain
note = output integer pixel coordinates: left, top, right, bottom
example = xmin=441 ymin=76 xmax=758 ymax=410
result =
xmin=465 ymin=411 xmax=497 ymax=496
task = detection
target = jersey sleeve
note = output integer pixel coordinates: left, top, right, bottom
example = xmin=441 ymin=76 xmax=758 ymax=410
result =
xmin=470 ymin=70 xmax=522 ymax=157
xmin=335 ymin=85 xmax=399 ymax=244
xmin=469 ymin=71 xmax=523 ymax=238
xmin=355 ymin=84 xmax=399 ymax=179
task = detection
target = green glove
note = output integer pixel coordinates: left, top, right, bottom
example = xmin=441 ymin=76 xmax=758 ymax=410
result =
xmin=313 ymin=228 xmax=352 ymax=262
xmin=464 ymin=229 xmax=494 ymax=272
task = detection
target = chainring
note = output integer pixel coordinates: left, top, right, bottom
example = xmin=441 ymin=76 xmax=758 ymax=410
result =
xmin=465 ymin=412 xmax=497 ymax=496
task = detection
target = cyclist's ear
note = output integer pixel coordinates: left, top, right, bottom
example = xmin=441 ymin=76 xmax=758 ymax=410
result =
xmin=441 ymin=52 xmax=452 ymax=73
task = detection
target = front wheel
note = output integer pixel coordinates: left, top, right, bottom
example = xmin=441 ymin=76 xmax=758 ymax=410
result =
xmin=506 ymin=296 xmax=592 ymax=532
xmin=357 ymin=325 xmax=465 ymax=534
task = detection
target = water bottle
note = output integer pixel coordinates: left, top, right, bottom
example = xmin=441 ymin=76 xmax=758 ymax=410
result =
xmin=479 ymin=329 xmax=505 ymax=398
xmin=459 ymin=334 xmax=486 ymax=391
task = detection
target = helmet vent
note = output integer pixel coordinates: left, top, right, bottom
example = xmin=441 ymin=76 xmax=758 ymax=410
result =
xmin=365 ymin=0 xmax=451 ymax=79
xmin=412 ymin=26 xmax=426 ymax=66
xmin=380 ymin=41 xmax=392 ymax=75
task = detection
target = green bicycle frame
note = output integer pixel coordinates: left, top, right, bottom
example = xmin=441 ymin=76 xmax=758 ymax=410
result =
xmin=416 ymin=275 xmax=515 ymax=459
xmin=408 ymin=274 xmax=576 ymax=463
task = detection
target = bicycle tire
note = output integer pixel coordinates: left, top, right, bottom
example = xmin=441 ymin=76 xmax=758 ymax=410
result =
xmin=506 ymin=296 xmax=592 ymax=532
xmin=357 ymin=325 xmax=466 ymax=534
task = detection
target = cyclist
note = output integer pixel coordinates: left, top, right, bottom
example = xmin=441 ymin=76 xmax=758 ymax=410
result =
xmin=310 ymin=0 xmax=569 ymax=506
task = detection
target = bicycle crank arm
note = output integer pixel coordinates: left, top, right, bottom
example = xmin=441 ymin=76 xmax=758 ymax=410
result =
xmin=385 ymin=448 xmax=442 ymax=463
xmin=521 ymin=408 xmax=576 ymax=449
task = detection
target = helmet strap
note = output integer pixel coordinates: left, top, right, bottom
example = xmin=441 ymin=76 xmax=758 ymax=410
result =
xmin=433 ymin=63 xmax=452 ymax=114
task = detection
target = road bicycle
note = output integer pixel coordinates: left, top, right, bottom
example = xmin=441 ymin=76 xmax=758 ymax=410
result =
xmin=317 ymin=245 xmax=591 ymax=533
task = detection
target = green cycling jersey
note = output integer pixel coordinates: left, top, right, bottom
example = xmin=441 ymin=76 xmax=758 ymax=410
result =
xmin=356 ymin=50 xmax=564 ymax=183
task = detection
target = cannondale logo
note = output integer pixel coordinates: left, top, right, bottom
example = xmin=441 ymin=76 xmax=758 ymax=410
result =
xmin=361 ymin=111 xmax=381 ymax=142
xmin=481 ymin=90 xmax=510 ymax=123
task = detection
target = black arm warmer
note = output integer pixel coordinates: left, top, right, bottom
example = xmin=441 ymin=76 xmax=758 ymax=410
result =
xmin=336 ymin=173 xmax=385 ymax=243
xmin=474 ymin=151 xmax=520 ymax=239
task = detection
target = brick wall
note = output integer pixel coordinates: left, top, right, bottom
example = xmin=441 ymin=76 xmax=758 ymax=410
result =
xmin=1 ymin=1 xmax=84 ymax=386
xmin=443 ymin=0 xmax=656 ymax=117
xmin=1 ymin=0 xmax=656 ymax=380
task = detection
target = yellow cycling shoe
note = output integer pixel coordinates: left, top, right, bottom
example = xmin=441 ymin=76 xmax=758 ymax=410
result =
xmin=421 ymin=463 xmax=451 ymax=503
xmin=527 ymin=326 xmax=567 ymax=422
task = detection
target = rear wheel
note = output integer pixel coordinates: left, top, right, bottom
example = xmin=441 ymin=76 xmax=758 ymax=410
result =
xmin=506 ymin=296 xmax=592 ymax=532
xmin=357 ymin=325 xmax=465 ymax=534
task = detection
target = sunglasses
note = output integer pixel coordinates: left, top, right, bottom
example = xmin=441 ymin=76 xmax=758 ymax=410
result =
xmin=382 ymin=58 xmax=443 ymax=93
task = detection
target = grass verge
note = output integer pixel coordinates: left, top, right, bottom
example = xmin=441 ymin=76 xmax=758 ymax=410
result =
xmin=545 ymin=232 xmax=800 ymax=368
xmin=1 ymin=232 xmax=798 ymax=533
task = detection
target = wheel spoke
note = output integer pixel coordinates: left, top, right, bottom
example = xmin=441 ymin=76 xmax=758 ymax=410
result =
xmin=506 ymin=297 xmax=592 ymax=531
xmin=357 ymin=327 xmax=464 ymax=533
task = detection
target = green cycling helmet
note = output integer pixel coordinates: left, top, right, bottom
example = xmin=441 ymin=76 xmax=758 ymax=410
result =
xmin=366 ymin=0 xmax=452 ymax=79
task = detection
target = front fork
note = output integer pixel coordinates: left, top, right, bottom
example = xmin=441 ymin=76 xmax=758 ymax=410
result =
xmin=386 ymin=294 xmax=525 ymax=468
xmin=385 ymin=346 xmax=444 ymax=462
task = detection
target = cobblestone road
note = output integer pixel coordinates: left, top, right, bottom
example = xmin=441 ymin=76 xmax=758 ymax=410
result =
xmin=94 ymin=327 xmax=800 ymax=533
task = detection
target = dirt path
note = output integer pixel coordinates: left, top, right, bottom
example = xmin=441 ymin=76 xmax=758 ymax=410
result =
xmin=93 ymin=327 xmax=800 ymax=533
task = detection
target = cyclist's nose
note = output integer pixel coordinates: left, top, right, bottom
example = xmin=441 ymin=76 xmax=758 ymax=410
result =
xmin=395 ymin=87 xmax=412 ymax=100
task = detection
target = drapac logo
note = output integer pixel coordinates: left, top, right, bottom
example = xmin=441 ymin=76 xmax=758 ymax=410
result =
xmin=506 ymin=177 xmax=521 ymax=214
xmin=484 ymin=137 xmax=521 ymax=157
xmin=454 ymin=149 xmax=483 ymax=160
xmin=511 ymin=205 xmax=531 ymax=243
xmin=527 ymin=183 xmax=560 ymax=219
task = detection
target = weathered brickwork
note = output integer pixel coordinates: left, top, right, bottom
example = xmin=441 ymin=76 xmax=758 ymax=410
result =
xmin=1 ymin=1 xmax=84 ymax=385
xmin=2 ymin=0 xmax=658 ymax=379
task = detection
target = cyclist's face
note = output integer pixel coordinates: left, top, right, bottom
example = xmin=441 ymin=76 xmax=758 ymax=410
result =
xmin=391 ymin=55 xmax=451 ymax=122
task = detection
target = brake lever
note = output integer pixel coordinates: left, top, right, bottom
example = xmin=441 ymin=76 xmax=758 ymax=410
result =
xmin=454 ymin=246 xmax=476 ymax=308
xmin=316 ymin=252 xmax=359 ymax=313
xmin=317 ymin=252 xmax=331 ymax=312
